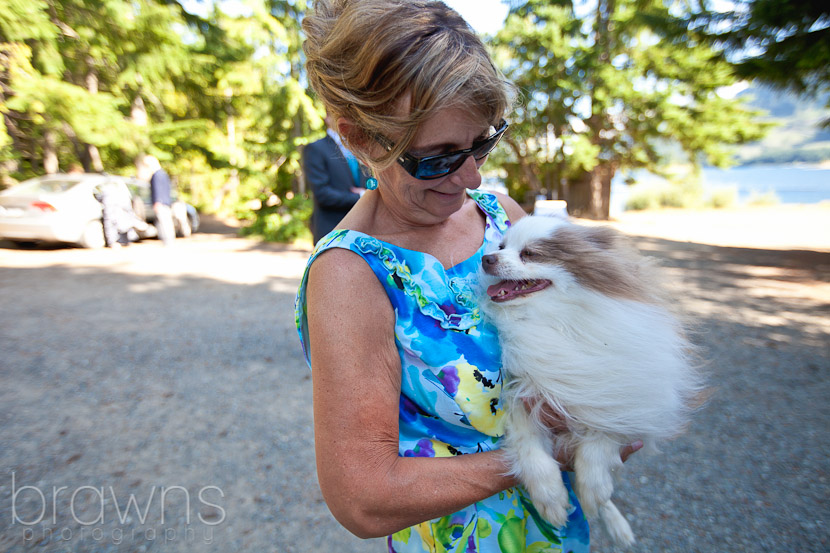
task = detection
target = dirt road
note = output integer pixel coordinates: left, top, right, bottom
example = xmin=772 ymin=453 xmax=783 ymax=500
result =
xmin=1 ymin=214 xmax=827 ymax=552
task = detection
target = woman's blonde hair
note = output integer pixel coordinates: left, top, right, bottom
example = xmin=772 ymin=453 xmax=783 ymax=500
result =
xmin=303 ymin=0 xmax=515 ymax=170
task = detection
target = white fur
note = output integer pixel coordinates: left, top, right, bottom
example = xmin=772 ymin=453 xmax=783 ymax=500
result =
xmin=481 ymin=216 xmax=700 ymax=546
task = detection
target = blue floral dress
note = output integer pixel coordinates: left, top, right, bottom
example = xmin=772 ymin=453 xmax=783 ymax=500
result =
xmin=295 ymin=190 xmax=590 ymax=553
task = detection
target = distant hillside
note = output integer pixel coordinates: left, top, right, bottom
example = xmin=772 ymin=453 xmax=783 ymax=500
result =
xmin=734 ymin=85 xmax=830 ymax=165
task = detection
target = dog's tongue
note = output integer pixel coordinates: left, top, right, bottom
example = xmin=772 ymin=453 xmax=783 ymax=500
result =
xmin=487 ymin=280 xmax=551 ymax=302
xmin=487 ymin=281 xmax=514 ymax=299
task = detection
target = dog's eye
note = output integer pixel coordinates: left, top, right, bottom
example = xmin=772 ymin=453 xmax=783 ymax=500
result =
xmin=498 ymin=243 xmax=505 ymax=250
xmin=520 ymin=249 xmax=535 ymax=261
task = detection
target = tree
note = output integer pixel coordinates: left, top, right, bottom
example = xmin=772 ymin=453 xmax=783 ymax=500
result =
xmin=688 ymin=0 xmax=830 ymax=127
xmin=0 ymin=0 xmax=319 ymax=243
xmin=0 ymin=0 xmax=193 ymax=178
xmin=494 ymin=0 xmax=769 ymax=218
xmin=179 ymin=0 xmax=319 ymax=233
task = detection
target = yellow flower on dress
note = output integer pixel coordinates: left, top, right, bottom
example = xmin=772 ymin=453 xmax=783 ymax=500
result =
xmin=453 ymin=361 xmax=505 ymax=437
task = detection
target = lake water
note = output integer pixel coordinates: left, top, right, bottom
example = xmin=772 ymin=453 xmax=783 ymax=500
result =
xmin=611 ymin=164 xmax=830 ymax=215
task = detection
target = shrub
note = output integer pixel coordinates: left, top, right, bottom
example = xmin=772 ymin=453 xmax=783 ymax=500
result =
xmin=240 ymin=195 xmax=312 ymax=243
xmin=625 ymin=182 xmax=701 ymax=211
xmin=746 ymin=190 xmax=780 ymax=206
xmin=706 ymin=187 xmax=738 ymax=209
xmin=624 ymin=188 xmax=660 ymax=211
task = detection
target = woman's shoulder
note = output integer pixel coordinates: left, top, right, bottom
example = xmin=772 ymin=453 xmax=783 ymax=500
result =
xmin=467 ymin=189 xmax=526 ymax=226
xmin=309 ymin=232 xmax=373 ymax=274
xmin=305 ymin=237 xmax=387 ymax=307
xmin=491 ymin=191 xmax=527 ymax=223
xmin=308 ymin=229 xmax=413 ymax=288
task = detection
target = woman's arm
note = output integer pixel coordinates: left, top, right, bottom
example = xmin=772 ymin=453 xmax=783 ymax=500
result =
xmin=306 ymin=248 xmax=517 ymax=539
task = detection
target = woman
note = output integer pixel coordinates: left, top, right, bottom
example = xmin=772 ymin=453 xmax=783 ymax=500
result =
xmin=295 ymin=1 xmax=638 ymax=551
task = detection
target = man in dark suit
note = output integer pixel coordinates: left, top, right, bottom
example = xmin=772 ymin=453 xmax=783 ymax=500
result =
xmin=303 ymin=114 xmax=368 ymax=244
xmin=137 ymin=154 xmax=175 ymax=246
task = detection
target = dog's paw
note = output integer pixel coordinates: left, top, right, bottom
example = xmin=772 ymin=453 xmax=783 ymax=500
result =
xmin=535 ymin=498 xmax=571 ymax=528
xmin=604 ymin=518 xmax=635 ymax=548
xmin=528 ymin=483 xmax=572 ymax=528
xmin=573 ymin=435 xmax=621 ymax=516
xmin=574 ymin=475 xmax=613 ymax=516
xmin=574 ymin=461 xmax=615 ymax=516
xmin=599 ymin=501 xmax=635 ymax=547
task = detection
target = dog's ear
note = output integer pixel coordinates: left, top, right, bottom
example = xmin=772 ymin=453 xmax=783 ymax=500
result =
xmin=583 ymin=226 xmax=619 ymax=250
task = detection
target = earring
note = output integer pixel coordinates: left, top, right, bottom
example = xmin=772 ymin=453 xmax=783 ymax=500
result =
xmin=365 ymin=177 xmax=378 ymax=190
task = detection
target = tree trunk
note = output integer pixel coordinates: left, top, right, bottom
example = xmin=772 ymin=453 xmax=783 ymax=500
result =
xmin=43 ymin=129 xmax=59 ymax=174
xmin=131 ymin=94 xmax=148 ymax=126
xmin=293 ymin=112 xmax=304 ymax=195
xmin=506 ymin=136 xmax=544 ymax=203
xmin=0 ymin=53 xmax=26 ymax=164
xmin=568 ymin=0 xmax=617 ymax=220
xmin=589 ymin=164 xmax=614 ymax=219
xmin=62 ymin=121 xmax=89 ymax=170
xmin=85 ymin=56 xmax=98 ymax=94
xmin=565 ymin=172 xmax=591 ymax=218
xmin=77 ymin=58 xmax=104 ymax=172
xmin=86 ymin=145 xmax=104 ymax=172
xmin=213 ymin=169 xmax=239 ymax=212
xmin=565 ymin=163 xmax=615 ymax=220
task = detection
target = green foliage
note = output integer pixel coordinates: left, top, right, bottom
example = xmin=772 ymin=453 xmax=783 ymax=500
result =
xmin=746 ymin=190 xmax=780 ymax=206
xmin=621 ymin=163 xmax=746 ymax=210
xmin=625 ymin=181 xmax=704 ymax=211
xmin=0 ymin=0 xmax=316 ymax=241
xmin=493 ymin=0 xmax=771 ymax=218
xmin=706 ymin=187 xmax=738 ymax=209
xmin=690 ymin=0 xmax=830 ymax=128
xmin=0 ymin=0 xmax=54 ymax=42
xmin=691 ymin=1 xmax=830 ymax=93
xmin=623 ymin=171 xmax=744 ymax=211
xmin=239 ymin=194 xmax=312 ymax=243
xmin=0 ymin=0 xmax=819 ymax=237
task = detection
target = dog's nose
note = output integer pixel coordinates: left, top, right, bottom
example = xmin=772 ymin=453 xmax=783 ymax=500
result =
xmin=482 ymin=254 xmax=497 ymax=270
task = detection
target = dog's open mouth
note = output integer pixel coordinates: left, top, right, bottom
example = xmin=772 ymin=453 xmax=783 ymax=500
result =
xmin=487 ymin=279 xmax=552 ymax=302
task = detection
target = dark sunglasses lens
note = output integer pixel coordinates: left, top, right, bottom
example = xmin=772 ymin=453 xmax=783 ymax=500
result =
xmin=416 ymin=153 xmax=466 ymax=179
xmin=411 ymin=121 xmax=507 ymax=179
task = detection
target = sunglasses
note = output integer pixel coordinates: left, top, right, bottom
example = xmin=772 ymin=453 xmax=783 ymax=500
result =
xmin=374 ymin=119 xmax=508 ymax=180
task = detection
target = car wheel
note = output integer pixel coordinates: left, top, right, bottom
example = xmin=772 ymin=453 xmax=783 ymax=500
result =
xmin=79 ymin=220 xmax=106 ymax=249
xmin=9 ymin=240 xmax=38 ymax=249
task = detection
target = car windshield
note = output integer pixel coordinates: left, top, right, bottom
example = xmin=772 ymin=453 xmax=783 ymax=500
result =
xmin=18 ymin=178 xmax=84 ymax=194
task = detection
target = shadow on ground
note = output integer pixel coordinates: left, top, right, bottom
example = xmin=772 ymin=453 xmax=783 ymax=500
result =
xmin=0 ymin=233 xmax=827 ymax=552
xmin=588 ymin=236 xmax=829 ymax=553
xmin=0 ymin=260 xmax=381 ymax=553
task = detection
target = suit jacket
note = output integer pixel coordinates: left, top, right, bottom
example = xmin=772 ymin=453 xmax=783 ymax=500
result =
xmin=303 ymin=135 xmax=368 ymax=243
xmin=150 ymin=169 xmax=172 ymax=206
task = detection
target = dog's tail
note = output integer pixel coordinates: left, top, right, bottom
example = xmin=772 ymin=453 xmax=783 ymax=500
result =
xmin=599 ymin=500 xmax=635 ymax=547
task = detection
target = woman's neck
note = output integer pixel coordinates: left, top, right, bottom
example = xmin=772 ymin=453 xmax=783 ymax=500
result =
xmin=349 ymin=191 xmax=486 ymax=268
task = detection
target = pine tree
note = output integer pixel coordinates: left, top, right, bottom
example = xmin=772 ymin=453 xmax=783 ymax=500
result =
xmin=494 ymin=0 xmax=769 ymax=218
xmin=688 ymin=0 xmax=830 ymax=127
xmin=0 ymin=0 xmax=191 ymax=177
xmin=0 ymin=0 xmax=318 ymax=239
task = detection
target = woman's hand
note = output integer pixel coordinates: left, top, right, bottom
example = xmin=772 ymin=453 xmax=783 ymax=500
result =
xmin=620 ymin=440 xmax=644 ymax=462
xmin=521 ymin=397 xmax=644 ymax=469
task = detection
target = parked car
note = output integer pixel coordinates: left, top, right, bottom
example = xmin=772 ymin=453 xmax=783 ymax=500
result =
xmin=0 ymin=173 xmax=199 ymax=248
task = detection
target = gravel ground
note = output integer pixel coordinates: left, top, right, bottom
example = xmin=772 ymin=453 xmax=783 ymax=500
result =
xmin=0 ymin=213 xmax=827 ymax=553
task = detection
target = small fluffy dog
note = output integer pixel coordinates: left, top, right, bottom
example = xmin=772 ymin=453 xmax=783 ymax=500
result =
xmin=480 ymin=215 xmax=701 ymax=546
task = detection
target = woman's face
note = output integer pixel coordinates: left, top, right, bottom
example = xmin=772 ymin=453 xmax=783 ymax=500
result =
xmin=376 ymin=107 xmax=493 ymax=226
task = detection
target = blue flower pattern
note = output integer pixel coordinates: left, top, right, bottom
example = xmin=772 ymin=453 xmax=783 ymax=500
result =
xmin=295 ymin=190 xmax=590 ymax=553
